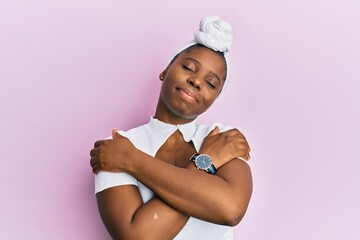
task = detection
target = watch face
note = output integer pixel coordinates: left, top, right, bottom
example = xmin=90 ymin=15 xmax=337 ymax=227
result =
xmin=195 ymin=154 xmax=212 ymax=170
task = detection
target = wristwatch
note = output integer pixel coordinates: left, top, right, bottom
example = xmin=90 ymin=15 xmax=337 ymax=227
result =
xmin=190 ymin=153 xmax=217 ymax=175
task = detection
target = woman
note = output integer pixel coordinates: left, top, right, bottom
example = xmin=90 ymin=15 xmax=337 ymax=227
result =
xmin=90 ymin=16 xmax=252 ymax=240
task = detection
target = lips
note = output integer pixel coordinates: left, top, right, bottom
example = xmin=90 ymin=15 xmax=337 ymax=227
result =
xmin=176 ymin=87 xmax=199 ymax=103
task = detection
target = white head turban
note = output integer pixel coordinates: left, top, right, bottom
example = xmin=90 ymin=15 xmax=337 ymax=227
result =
xmin=169 ymin=15 xmax=233 ymax=92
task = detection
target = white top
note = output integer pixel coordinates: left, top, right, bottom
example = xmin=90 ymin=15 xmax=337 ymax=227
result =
xmin=95 ymin=117 xmax=234 ymax=240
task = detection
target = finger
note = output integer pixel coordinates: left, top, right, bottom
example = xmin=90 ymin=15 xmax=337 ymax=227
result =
xmin=232 ymin=133 xmax=250 ymax=152
xmin=246 ymin=147 xmax=251 ymax=160
xmin=239 ymin=151 xmax=250 ymax=161
xmin=112 ymin=128 xmax=122 ymax=139
xmin=238 ymin=132 xmax=251 ymax=152
xmin=207 ymin=126 xmax=220 ymax=136
xmin=244 ymin=138 xmax=251 ymax=152
xmin=244 ymin=145 xmax=251 ymax=159
xmin=242 ymin=150 xmax=250 ymax=161
xmin=225 ymin=128 xmax=243 ymax=137
xmin=91 ymin=156 xmax=101 ymax=174
xmin=94 ymin=140 xmax=104 ymax=148
xmin=92 ymin=164 xmax=99 ymax=174
xmin=90 ymin=148 xmax=97 ymax=157
xmin=90 ymin=157 xmax=97 ymax=168
xmin=235 ymin=145 xmax=251 ymax=161
xmin=237 ymin=136 xmax=250 ymax=151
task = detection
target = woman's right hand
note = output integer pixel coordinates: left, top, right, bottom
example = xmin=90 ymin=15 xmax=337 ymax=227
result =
xmin=199 ymin=127 xmax=251 ymax=169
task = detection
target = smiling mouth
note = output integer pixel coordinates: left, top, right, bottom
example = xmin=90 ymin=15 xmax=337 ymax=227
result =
xmin=176 ymin=88 xmax=199 ymax=103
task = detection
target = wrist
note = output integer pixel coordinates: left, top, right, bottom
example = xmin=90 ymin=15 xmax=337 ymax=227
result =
xmin=190 ymin=153 xmax=217 ymax=175
xmin=186 ymin=160 xmax=197 ymax=170
xmin=124 ymin=148 xmax=147 ymax=174
xmin=198 ymin=150 xmax=219 ymax=169
xmin=116 ymin=147 xmax=138 ymax=172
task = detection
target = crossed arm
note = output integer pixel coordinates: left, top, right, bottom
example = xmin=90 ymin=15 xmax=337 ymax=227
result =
xmin=91 ymin=128 xmax=252 ymax=240
xmin=96 ymin=186 xmax=188 ymax=240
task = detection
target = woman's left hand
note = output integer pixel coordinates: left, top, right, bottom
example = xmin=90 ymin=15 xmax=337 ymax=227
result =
xmin=90 ymin=129 xmax=137 ymax=174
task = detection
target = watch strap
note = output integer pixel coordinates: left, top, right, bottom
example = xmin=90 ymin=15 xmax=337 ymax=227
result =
xmin=190 ymin=153 xmax=200 ymax=161
xmin=206 ymin=164 xmax=217 ymax=175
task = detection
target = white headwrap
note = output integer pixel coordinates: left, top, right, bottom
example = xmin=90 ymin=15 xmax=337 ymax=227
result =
xmin=169 ymin=15 xmax=233 ymax=92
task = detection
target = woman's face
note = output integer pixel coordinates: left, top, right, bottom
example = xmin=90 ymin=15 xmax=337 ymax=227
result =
xmin=157 ymin=45 xmax=227 ymax=122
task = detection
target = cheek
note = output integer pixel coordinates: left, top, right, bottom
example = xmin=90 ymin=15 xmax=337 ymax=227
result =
xmin=203 ymin=93 xmax=218 ymax=108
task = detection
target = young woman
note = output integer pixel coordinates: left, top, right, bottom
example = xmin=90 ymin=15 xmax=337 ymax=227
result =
xmin=90 ymin=16 xmax=253 ymax=240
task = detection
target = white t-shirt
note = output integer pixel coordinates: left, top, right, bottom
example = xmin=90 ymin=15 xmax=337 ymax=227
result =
xmin=95 ymin=117 xmax=234 ymax=240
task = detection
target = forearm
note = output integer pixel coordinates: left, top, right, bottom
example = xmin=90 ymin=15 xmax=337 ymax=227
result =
xmin=126 ymin=151 xmax=252 ymax=225
xmin=97 ymin=186 xmax=189 ymax=240
xmin=130 ymin=198 xmax=189 ymax=240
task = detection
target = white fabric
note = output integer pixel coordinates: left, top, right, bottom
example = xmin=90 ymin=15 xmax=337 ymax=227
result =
xmin=95 ymin=117 xmax=234 ymax=240
xmin=194 ymin=15 xmax=233 ymax=53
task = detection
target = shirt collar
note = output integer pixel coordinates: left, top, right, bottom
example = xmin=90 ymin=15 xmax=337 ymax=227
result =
xmin=149 ymin=117 xmax=197 ymax=142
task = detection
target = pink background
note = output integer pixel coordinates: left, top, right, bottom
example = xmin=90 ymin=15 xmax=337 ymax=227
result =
xmin=1 ymin=0 xmax=359 ymax=239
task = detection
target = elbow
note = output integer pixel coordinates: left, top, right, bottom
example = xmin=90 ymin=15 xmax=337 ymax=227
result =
xmin=222 ymin=209 xmax=245 ymax=227
xmin=110 ymin=232 xmax=153 ymax=240
xmin=224 ymin=215 xmax=243 ymax=227
xmin=220 ymin=201 xmax=249 ymax=226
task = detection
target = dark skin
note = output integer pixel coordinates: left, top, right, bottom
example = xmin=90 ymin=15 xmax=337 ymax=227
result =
xmin=90 ymin=45 xmax=252 ymax=240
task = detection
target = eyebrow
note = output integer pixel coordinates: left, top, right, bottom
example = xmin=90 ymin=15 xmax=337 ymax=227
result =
xmin=184 ymin=57 xmax=221 ymax=83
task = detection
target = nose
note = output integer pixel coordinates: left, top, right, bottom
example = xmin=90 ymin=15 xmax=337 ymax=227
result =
xmin=187 ymin=77 xmax=201 ymax=90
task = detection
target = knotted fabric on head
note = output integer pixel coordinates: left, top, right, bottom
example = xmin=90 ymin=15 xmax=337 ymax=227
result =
xmin=169 ymin=15 xmax=233 ymax=92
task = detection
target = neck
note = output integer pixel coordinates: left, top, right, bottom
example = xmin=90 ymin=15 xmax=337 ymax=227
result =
xmin=154 ymin=111 xmax=196 ymax=125
xmin=154 ymin=98 xmax=197 ymax=125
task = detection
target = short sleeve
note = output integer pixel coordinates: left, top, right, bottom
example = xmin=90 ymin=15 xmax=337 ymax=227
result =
xmin=95 ymin=171 xmax=138 ymax=194
xmin=94 ymin=130 xmax=139 ymax=194
xmin=191 ymin=122 xmax=232 ymax=151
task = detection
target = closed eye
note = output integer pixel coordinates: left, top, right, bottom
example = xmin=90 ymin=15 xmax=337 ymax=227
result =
xmin=182 ymin=65 xmax=194 ymax=72
xmin=206 ymin=81 xmax=216 ymax=89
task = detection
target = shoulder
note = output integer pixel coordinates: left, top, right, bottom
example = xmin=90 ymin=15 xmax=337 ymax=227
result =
xmin=105 ymin=120 xmax=151 ymax=141
xmin=195 ymin=121 xmax=234 ymax=137
xmin=191 ymin=121 xmax=235 ymax=151
xmin=121 ymin=121 xmax=151 ymax=137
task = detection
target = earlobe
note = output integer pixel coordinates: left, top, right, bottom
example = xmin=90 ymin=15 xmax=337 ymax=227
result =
xmin=159 ymin=70 xmax=167 ymax=81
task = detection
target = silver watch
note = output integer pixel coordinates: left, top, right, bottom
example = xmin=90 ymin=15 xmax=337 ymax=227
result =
xmin=190 ymin=153 xmax=217 ymax=174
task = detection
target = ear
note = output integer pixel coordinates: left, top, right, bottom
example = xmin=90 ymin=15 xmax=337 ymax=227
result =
xmin=159 ymin=69 xmax=167 ymax=81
